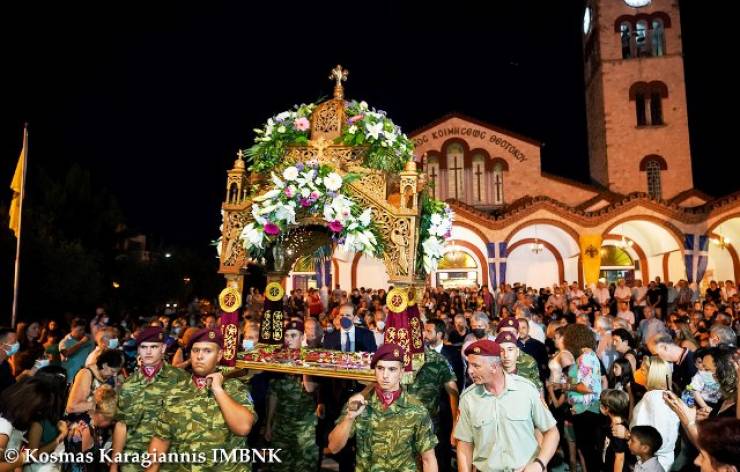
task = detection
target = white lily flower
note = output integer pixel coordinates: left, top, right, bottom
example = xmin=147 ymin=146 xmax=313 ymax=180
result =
xmin=323 ymin=204 xmax=334 ymax=222
xmin=251 ymin=204 xmax=267 ymax=225
xmin=359 ymin=101 xmax=368 ymax=111
xmin=274 ymin=204 xmax=296 ymax=225
xmin=422 ymin=237 xmax=444 ymax=258
xmin=276 ymin=111 xmax=291 ymax=121
xmin=324 ymin=172 xmax=343 ymax=192
xmin=301 ymin=187 xmax=311 ymax=198
xmin=359 ymin=208 xmax=372 ymax=227
xmin=282 ymin=166 xmax=299 ymax=181
xmin=270 ymin=172 xmax=284 ymax=188
xmin=430 ymin=213 xmax=442 ymax=226
xmin=366 ymin=121 xmax=384 ymax=140
xmin=363 ymin=230 xmax=377 ymax=246
xmin=348 ymin=125 xmax=358 ymax=134
xmin=253 ymin=188 xmax=280 ymax=202
xmin=241 ymin=223 xmax=265 ymax=249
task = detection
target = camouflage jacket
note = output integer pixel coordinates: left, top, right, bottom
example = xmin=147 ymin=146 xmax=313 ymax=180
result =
xmin=153 ymin=377 xmax=257 ymax=471
xmin=115 ymin=363 xmax=189 ymax=455
xmin=515 ymin=351 xmax=543 ymax=391
xmin=340 ymin=388 xmax=438 ymax=472
xmin=406 ymin=348 xmax=456 ymax=425
xmin=269 ymin=374 xmax=317 ymax=425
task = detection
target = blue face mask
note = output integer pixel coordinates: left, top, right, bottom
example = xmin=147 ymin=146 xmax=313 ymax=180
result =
xmin=340 ymin=317 xmax=353 ymax=330
xmin=242 ymin=339 xmax=255 ymax=351
xmin=4 ymin=342 xmax=20 ymax=357
xmin=108 ymin=338 xmax=119 ymax=349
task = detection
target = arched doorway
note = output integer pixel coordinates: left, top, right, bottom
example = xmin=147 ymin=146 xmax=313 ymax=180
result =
xmin=287 ymin=255 xmax=318 ymax=292
xmin=436 ymin=247 xmax=480 ymax=289
xmin=599 ymin=245 xmax=635 ymax=285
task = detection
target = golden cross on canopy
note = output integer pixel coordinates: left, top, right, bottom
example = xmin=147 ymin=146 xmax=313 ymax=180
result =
xmin=329 ymin=65 xmax=348 ymax=99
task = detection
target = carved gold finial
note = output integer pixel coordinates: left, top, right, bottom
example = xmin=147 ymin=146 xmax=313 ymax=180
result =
xmin=234 ymin=150 xmax=246 ymax=169
xmin=308 ymin=136 xmax=331 ymax=159
xmin=329 ymin=65 xmax=348 ymax=99
xmin=404 ymin=160 xmax=417 ymax=172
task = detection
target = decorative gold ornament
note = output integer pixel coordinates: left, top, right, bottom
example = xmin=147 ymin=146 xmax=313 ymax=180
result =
xmin=265 ymin=282 xmax=285 ymax=302
xmin=585 ymin=244 xmax=599 ymax=258
xmin=218 ymin=287 xmax=242 ymax=313
xmin=387 ymin=287 xmax=409 ymax=313
xmin=208 ymin=331 xmax=216 ymax=339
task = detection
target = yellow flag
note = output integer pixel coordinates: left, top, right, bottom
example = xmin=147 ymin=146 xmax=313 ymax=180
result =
xmin=9 ymin=141 xmax=25 ymax=238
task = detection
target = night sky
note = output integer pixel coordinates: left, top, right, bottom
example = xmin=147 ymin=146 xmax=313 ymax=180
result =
xmin=0 ymin=1 xmax=731 ymax=254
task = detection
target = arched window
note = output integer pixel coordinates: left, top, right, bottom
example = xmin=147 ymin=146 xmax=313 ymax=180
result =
xmin=651 ymin=19 xmax=665 ymax=56
xmin=493 ymin=161 xmax=505 ymax=206
xmin=446 ymin=143 xmax=465 ymax=200
xmin=635 ymin=20 xmax=649 ymax=56
xmin=426 ymin=155 xmax=440 ymax=199
xmin=472 ymin=154 xmax=486 ymax=204
xmin=635 ymin=91 xmax=648 ymax=126
xmin=646 ymin=160 xmax=662 ymax=199
xmin=630 ymin=82 xmax=668 ymax=126
xmin=640 ymin=155 xmax=667 ymax=199
xmin=650 ymin=90 xmax=663 ymax=125
xmin=620 ymin=22 xmax=633 ymax=59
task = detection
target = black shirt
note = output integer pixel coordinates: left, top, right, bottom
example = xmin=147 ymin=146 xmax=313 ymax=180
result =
xmin=672 ymin=348 xmax=697 ymax=392
xmin=0 ymin=360 xmax=15 ymax=395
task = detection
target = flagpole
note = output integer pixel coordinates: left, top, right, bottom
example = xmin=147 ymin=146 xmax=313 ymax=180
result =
xmin=11 ymin=123 xmax=28 ymax=328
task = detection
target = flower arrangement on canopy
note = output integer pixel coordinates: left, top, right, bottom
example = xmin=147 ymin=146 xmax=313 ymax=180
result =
xmin=239 ymin=98 xmax=453 ymax=272
xmin=240 ymin=161 xmax=383 ymax=258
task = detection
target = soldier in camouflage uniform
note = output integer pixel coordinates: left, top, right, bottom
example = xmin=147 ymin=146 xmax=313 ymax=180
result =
xmin=265 ymin=320 xmax=318 ymax=471
xmin=147 ymin=328 xmax=257 ymax=472
xmin=495 ymin=331 xmax=543 ymax=390
xmin=328 ymin=343 xmax=438 ymax=472
xmin=409 ymin=319 xmax=460 ymax=471
xmin=111 ymin=327 xmax=190 ymax=472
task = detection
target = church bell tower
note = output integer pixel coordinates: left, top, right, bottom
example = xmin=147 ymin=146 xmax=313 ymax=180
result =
xmin=583 ymin=0 xmax=693 ymax=200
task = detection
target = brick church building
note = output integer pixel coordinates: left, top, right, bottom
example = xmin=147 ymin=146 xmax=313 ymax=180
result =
xmin=290 ymin=0 xmax=740 ymax=291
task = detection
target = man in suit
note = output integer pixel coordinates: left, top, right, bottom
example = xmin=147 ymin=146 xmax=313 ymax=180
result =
xmin=320 ymin=304 xmax=377 ymax=472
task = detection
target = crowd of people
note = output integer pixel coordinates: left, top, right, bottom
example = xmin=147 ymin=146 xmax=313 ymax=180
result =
xmin=0 ymin=276 xmax=739 ymax=471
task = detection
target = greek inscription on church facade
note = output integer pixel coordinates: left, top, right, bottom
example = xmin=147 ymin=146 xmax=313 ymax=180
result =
xmin=413 ymin=126 xmax=527 ymax=162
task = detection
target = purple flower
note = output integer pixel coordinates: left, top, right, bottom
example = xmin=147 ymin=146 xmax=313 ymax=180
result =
xmin=264 ymin=223 xmax=280 ymax=236
xmin=328 ymin=220 xmax=344 ymax=233
xmin=327 ymin=191 xmax=337 ymax=198
xmin=295 ymin=162 xmax=304 ymax=171
xmin=300 ymin=198 xmax=312 ymax=208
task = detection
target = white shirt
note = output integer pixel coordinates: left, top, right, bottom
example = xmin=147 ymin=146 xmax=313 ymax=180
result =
xmin=373 ymin=329 xmax=384 ymax=348
xmin=631 ymin=390 xmax=679 ymax=472
xmin=614 ymin=286 xmax=632 ymax=302
xmin=633 ymin=286 xmax=648 ymax=306
xmin=568 ymin=289 xmax=584 ymax=301
xmin=431 ymin=342 xmax=443 ymax=354
xmin=616 ymin=310 xmax=636 ymax=327
xmin=594 ymin=287 xmax=611 ymax=305
xmin=0 ymin=415 xmax=25 ymax=452
xmin=524 ymin=320 xmax=546 ymax=343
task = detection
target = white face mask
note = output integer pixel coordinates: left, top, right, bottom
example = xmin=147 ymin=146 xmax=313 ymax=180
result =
xmin=242 ymin=339 xmax=255 ymax=351
xmin=376 ymin=321 xmax=385 ymax=330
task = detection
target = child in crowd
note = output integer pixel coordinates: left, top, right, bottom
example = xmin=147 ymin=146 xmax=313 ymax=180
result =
xmin=628 ymin=425 xmax=665 ymax=472
xmin=680 ymin=349 xmax=721 ymax=412
xmin=599 ymin=389 xmax=631 ymax=472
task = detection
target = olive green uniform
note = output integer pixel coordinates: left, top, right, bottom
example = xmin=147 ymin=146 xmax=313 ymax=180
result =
xmin=115 ymin=363 xmax=189 ymax=472
xmin=268 ymin=374 xmax=318 ymax=471
xmin=153 ymin=378 xmax=257 ymax=471
xmin=407 ymin=348 xmax=456 ymax=429
xmin=338 ymin=389 xmax=437 ymax=472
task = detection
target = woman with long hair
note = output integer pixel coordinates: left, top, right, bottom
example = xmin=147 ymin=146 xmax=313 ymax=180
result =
xmin=547 ymin=326 xmax=578 ymax=472
xmin=24 ymin=366 xmax=70 ymax=472
xmin=1 ymin=375 xmax=67 ymax=472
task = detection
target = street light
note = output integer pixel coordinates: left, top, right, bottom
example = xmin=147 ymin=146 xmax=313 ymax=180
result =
xmin=164 ymin=252 xmax=172 ymax=258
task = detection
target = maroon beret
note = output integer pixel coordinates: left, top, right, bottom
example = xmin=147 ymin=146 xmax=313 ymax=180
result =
xmin=464 ymin=339 xmax=501 ymax=357
xmin=135 ymin=327 xmax=165 ymax=346
xmin=495 ymin=331 xmax=518 ymax=345
xmin=285 ymin=320 xmax=304 ymax=333
xmin=370 ymin=343 xmax=406 ymax=368
xmin=497 ymin=317 xmax=519 ymax=332
xmin=187 ymin=328 xmax=224 ymax=350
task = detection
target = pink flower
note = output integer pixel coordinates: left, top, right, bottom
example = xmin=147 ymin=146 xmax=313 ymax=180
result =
xmin=328 ymin=220 xmax=344 ymax=233
xmin=294 ymin=117 xmax=310 ymax=131
xmin=264 ymin=223 xmax=280 ymax=236
xmin=299 ymin=198 xmax=313 ymax=208
xmin=310 ymin=191 xmax=320 ymax=200
xmin=348 ymin=114 xmax=364 ymax=124
xmin=284 ymin=188 xmax=293 ymax=198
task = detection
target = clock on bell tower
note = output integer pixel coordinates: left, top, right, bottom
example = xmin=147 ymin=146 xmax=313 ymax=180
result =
xmin=582 ymin=0 xmax=693 ymax=200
